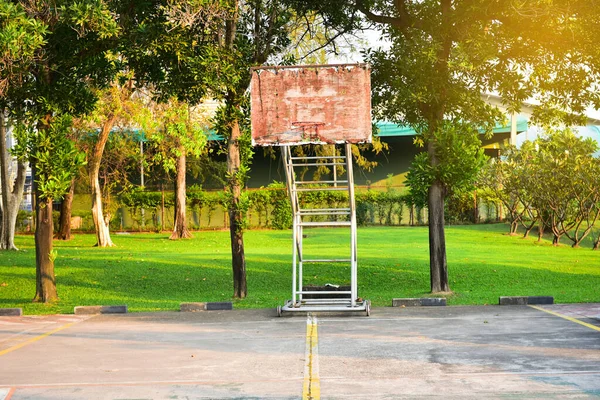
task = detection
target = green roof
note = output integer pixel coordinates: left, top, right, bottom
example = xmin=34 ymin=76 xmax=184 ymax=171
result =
xmin=588 ymin=124 xmax=600 ymax=137
xmin=376 ymin=117 xmax=529 ymax=137
xmin=122 ymin=118 xmax=534 ymax=142
xmin=116 ymin=128 xmax=222 ymax=142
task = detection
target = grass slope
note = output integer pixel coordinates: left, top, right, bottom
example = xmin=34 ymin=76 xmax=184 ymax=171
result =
xmin=0 ymin=224 xmax=598 ymax=314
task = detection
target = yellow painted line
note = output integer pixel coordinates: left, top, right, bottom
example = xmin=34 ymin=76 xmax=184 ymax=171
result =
xmin=0 ymin=321 xmax=79 ymax=357
xmin=529 ymin=305 xmax=600 ymax=332
xmin=302 ymin=314 xmax=320 ymax=400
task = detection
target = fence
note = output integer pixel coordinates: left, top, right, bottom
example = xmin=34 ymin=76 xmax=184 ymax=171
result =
xmin=16 ymin=185 xmax=503 ymax=233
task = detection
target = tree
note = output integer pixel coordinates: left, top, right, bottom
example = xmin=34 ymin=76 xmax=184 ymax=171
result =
xmin=118 ymin=0 xmax=229 ymax=239
xmin=297 ymin=0 xmax=600 ymax=292
xmin=478 ymin=144 xmax=539 ymax=237
xmin=529 ymin=130 xmax=600 ymax=247
xmin=0 ymin=113 xmax=27 ymax=249
xmin=0 ymin=1 xmax=46 ymax=250
xmin=54 ymin=178 xmax=75 ymax=241
xmin=405 ymin=124 xmax=487 ymax=289
xmin=145 ymin=100 xmax=208 ymax=239
xmin=213 ymin=0 xmax=296 ymax=298
xmin=218 ymin=1 xmax=388 ymax=297
xmin=12 ymin=116 xmax=85 ymax=301
xmin=479 ymin=131 xmax=600 ymax=248
xmin=78 ymin=81 xmax=143 ymax=246
xmin=88 ymin=86 xmax=126 ymax=246
xmin=6 ymin=0 xmax=119 ymax=302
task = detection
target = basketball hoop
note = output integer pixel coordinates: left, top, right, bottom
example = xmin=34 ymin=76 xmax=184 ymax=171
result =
xmin=250 ymin=64 xmax=372 ymax=316
xmin=290 ymin=121 xmax=325 ymax=142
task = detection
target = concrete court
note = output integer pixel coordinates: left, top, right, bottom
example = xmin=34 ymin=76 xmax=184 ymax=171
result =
xmin=0 ymin=304 xmax=599 ymax=399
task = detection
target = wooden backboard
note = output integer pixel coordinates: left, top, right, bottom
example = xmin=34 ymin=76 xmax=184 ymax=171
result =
xmin=250 ymin=64 xmax=372 ymax=146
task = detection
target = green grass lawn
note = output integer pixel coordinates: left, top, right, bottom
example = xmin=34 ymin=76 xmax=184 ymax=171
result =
xmin=0 ymin=223 xmax=598 ymax=314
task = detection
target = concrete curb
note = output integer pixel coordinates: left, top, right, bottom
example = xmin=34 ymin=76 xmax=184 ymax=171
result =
xmin=0 ymin=308 xmax=22 ymax=316
xmin=499 ymin=296 xmax=554 ymax=305
xmin=180 ymin=302 xmax=233 ymax=312
xmin=74 ymin=305 xmax=128 ymax=315
xmin=392 ymin=298 xmax=447 ymax=307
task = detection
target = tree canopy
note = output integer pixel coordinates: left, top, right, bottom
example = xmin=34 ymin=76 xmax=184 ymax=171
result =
xmin=4 ymin=0 xmax=600 ymax=302
xmin=290 ymin=0 xmax=600 ymax=292
xmin=4 ymin=0 xmax=120 ymax=302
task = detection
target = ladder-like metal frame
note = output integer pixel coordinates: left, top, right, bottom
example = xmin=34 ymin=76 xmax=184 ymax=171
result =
xmin=277 ymin=143 xmax=370 ymax=316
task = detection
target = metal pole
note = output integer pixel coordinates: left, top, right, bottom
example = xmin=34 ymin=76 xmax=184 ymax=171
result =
xmin=297 ymin=215 xmax=303 ymax=304
xmin=332 ymin=145 xmax=337 ymax=187
xmin=140 ymin=140 xmax=145 ymax=229
xmin=292 ymin=212 xmax=298 ymax=305
xmin=282 ymin=146 xmax=299 ymax=306
xmin=510 ymin=112 xmax=517 ymax=146
xmin=345 ymin=143 xmax=358 ymax=307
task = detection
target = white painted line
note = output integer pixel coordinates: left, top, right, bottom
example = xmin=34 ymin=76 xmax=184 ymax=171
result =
xmin=303 ymin=314 xmax=320 ymax=400
xmin=0 ymin=388 xmax=11 ymax=400
xmin=1 ymin=371 xmax=599 ymax=390
xmin=0 ymin=378 xmax=304 ymax=389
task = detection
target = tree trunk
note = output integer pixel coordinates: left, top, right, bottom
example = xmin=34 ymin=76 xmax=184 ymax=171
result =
xmin=537 ymin=219 xmax=544 ymax=242
xmin=161 ymin=184 xmax=165 ymax=232
xmin=170 ymin=150 xmax=192 ymax=239
xmin=473 ymin=190 xmax=478 ymax=223
xmin=0 ymin=112 xmax=27 ymax=250
xmin=32 ymin=162 xmax=58 ymax=303
xmin=523 ymin=219 xmax=536 ymax=239
xmin=55 ymin=179 xmax=75 ymax=240
xmin=428 ymin=178 xmax=449 ymax=293
xmin=228 ymin=119 xmax=247 ymax=298
xmin=552 ymin=234 xmax=561 ymax=246
xmin=509 ymin=220 xmax=518 ymax=235
xmin=224 ymin=6 xmax=246 ymax=299
xmin=0 ymin=111 xmax=7 ymax=247
xmin=424 ymin=0 xmax=452 ymax=294
xmin=90 ymin=115 xmax=116 ymax=247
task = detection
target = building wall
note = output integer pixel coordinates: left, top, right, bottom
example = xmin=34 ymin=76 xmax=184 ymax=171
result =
xmin=245 ymin=136 xmax=420 ymax=190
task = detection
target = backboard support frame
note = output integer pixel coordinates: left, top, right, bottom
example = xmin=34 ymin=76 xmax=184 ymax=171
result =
xmin=250 ymin=64 xmax=371 ymax=317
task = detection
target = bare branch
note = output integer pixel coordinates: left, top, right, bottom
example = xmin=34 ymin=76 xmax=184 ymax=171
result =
xmin=355 ymin=0 xmax=403 ymax=28
xmin=298 ymin=28 xmax=346 ymax=61
xmin=356 ymin=0 xmax=424 ymax=32
xmin=162 ymin=1 xmax=232 ymax=32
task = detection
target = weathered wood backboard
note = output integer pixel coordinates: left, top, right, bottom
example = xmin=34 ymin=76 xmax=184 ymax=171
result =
xmin=250 ymin=64 xmax=372 ymax=146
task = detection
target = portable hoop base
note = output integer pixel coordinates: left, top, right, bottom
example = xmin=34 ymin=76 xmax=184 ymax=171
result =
xmin=278 ymin=143 xmax=370 ymax=317
xmin=278 ymin=299 xmax=371 ymax=317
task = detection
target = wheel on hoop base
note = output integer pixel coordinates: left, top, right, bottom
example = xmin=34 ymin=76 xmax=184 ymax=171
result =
xmin=366 ymin=300 xmax=371 ymax=317
xmin=277 ymin=305 xmax=282 ymax=317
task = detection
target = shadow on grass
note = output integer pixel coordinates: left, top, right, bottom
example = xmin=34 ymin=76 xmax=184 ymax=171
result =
xmin=2 ymin=225 xmax=599 ymax=314
xmin=0 ymin=298 xmax=32 ymax=304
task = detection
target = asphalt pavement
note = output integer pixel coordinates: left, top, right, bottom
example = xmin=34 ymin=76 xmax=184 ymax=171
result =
xmin=1 ymin=304 xmax=599 ymax=399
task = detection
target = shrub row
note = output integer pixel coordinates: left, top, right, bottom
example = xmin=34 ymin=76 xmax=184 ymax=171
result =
xmin=16 ymin=185 xmax=479 ymax=234
xmin=114 ymin=183 xmax=427 ymax=231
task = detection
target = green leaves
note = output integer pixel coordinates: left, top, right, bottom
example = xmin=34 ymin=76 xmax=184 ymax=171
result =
xmin=406 ymin=123 xmax=488 ymax=206
xmin=29 ymin=114 xmax=87 ymax=201
xmin=480 ymin=128 xmax=600 ymax=247
xmin=147 ymin=99 xmax=209 ymax=174
xmin=63 ymin=1 xmax=120 ymax=39
xmin=0 ymin=1 xmax=47 ymax=96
